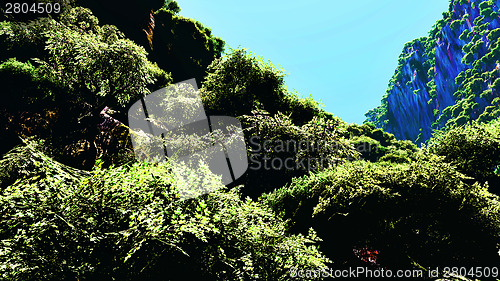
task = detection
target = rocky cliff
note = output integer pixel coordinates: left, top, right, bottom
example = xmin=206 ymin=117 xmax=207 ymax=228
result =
xmin=366 ymin=0 xmax=500 ymax=144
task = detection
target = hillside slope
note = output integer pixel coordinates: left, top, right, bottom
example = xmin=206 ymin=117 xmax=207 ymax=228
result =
xmin=366 ymin=0 xmax=500 ymax=144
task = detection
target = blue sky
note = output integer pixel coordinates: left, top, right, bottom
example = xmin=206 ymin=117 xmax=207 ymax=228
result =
xmin=178 ymin=0 xmax=450 ymax=124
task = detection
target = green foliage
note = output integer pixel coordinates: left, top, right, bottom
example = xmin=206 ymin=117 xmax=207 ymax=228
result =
xmin=432 ymin=8 xmax=500 ymax=130
xmin=263 ymin=153 xmax=500 ymax=269
xmin=450 ymin=19 xmax=461 ymax=31
xmin=377 ymin=148 xmax=413 ymax=163
xmin=0 ymin=57 xmax=64 ymax=155
xmin=0 ymin=140 xmax=329 ymax=280
xmin=0 ymin=18 xmax=51 ymax=62
xmin=201 ymin=48 xmax=285 ymax=117
xmin=364 ymin=104 xmax=389 ymax=131
xmin=478 ymin=0 xmax=493 ymax=11
xmin=344 ymin=123 xmax=417 ymax=163
xmin=427 ymin=119 xmax=500 ymax=191
xmin=462 ymin=52 xmax=474 ymax=64
xmin=37 ymin=7 xmax=170 ymax=106
xmin=365 ymin=37 xmax=435 ymax=133
xmin=0 ymin=58 xmax=54 ymax=107
xmin=1 ymin=7 xmax=171 ymax=108
xmin=240 ymin=110 xmax=358 ymax=196
xmin=5 ymin=1 xmax=500 ymax=279
xmin=60 ymin=5 xmax=99 ymax=32
xmin=0 ymin=6 xmax=171 ymax=168
xmin=487 ymin=28 xmax=500 ymax=42
xmin=147 ymin=8 xmax=225 ymax=83
xmin=163 ymin=0 xmax=181 ymax=14
xmin=348 ymin=135 xmax=384 ymax=162
xmin=0 ymin=138 xmax=87 ymax=189
xmin=286 ymin=90 xmax=328 ymax=125
xmin=65 ymin=1 xmax=219 ymax=83
xmin=477 ymin=105 xmax=500 ymax=123
xmin=459 ymin=28 xmax=470 ymax=41
xmin=259 ymin=174 xmax=319 ymax=234
xmin=201 ymin=48 xmax=324 ymax=124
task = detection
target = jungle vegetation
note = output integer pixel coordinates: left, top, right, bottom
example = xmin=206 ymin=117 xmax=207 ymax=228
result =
xmin=0 ymin=0 xmax=499 ymax=280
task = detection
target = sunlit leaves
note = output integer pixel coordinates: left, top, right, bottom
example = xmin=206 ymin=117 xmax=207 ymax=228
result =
xmin=200 ymin=48 xmax=324 ymax=124
xmin=428 ymin=119 xmax=500 ymax=185
xmin=39 ymin=8 xmax=169 ymax=106
xmin=263 ymin=152 xmax=500 ymax=269
xmin=0 ymin=140 xmax=328 ymax=280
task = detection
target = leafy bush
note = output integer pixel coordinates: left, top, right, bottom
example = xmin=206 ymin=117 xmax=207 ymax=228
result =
xmin=38 ymin=7 xmax=170 ymax=107
xmin=0 ymin=140 xmax=329 ymax=280
xmin=1 ymin=7 xmax=172 ymax=106
xmin=262 ymin=152 xmax=500 ymax=271
xmin=0 ymin=58 xmax=55 ymax=109
xmin=348 ymin=135 xmax=384 ymax=162
xmin=200 ymin=49 xmax=323 ymax=125
xmin=344 ymin=123 xmax=417 ymax=163
xmin=71 ymin=0 xmax=217 ymax=83
xmin=4 ymin=2 xmax=500 ymax=280
xmin=427 ymin=118 xmax=500 ymax=192
xmin=0 ymin=7 xmax=171 ymax=168
xmin=240 ymin=110 xmax=358 ymax=197
xmin=0 ymin=18 xmax=50 ymax=62
xmin=148 ymin=8 xmax=225 ymax=83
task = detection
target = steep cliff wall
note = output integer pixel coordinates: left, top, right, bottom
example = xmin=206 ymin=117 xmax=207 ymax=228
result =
xmin=366 ymin=0 xmax=500 ymax=144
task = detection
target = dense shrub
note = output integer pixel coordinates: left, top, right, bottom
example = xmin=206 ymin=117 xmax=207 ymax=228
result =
xmin=3 ymin=2 xmax=500 ymax=280
xmin=240 ymin=110 xmax=358 ymax=197
xmin=262 ymin=152 xmax=500 ymax=274
xmin=343 ymin=123 xmax=418 ymax=163
xmin=148 ymin=8 xmax=225 ymax=83
xmin=428 ymin=118 xmax=500 ymax=192
xmin=200 ymin=49 xmax=324 ymax=125
xmin=0 ymin=140 xmax=329 ymax=280
xmin=0 ymin=7 xmax=171 ymax=168
xmin=0 ymin=58 xmax=55 ymax=109
xmin=39 ymin=7 xmax=171 ymax=107
xmin=73 ymin=0 xmax=219 ymax=83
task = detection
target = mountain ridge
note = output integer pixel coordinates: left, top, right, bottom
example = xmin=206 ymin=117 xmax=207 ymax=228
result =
xmin=366 ymin=0 xmax=500 ymax=144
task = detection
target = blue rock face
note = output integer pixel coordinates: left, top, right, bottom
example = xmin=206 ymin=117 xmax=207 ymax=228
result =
xmin=366 ymin=0 xmax=500 ymax=145
xmin=384 ymin=40 xmax=435 ymax=143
